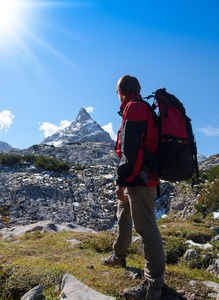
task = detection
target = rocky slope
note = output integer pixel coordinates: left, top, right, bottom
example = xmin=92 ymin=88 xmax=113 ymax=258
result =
xmin=0 ymin=163 xmax=118 ymax=231
xmin=0 ymin=153 xmax=217 ymax=231
xmin=198 ymin=154 xmax=219 ymax=170
xmin=10 ymin=142 xmax=119 ymax=166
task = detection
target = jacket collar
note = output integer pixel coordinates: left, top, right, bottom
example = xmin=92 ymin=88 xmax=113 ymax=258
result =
xmin=118 ymin=92 xmax=141 ymax=116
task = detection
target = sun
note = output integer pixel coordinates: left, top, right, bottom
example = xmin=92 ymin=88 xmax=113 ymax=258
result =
xmin=0 ymin=0 xmax=80 ymax=70
xmin=0 ymin=0 xmax=24 ymax=38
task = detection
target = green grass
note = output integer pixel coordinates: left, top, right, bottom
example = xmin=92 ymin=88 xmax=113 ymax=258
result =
xmin=0 ymin=217 xmax=218 ymax=299
xmin=0 ymin=231 xmax=138 ymax=299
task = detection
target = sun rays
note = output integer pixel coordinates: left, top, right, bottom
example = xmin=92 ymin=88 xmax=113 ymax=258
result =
xmin=0 ymin=0 xmax=83 ymax=73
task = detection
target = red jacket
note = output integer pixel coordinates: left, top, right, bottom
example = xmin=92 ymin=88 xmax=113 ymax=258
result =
xmin=115 ymin=92 xmax=159 ymax=187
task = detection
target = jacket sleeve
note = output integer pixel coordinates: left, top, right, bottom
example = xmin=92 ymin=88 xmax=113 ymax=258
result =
xmin=117 ymin=101 xmax=149 ymax=186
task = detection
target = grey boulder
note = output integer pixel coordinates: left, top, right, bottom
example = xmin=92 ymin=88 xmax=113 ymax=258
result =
xmin=59 ymin=274 xmax=116 ymax=300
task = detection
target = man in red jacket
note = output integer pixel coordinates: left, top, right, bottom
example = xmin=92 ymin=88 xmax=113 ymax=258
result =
xmin=101 ymin=75 xmax=165 ymax=300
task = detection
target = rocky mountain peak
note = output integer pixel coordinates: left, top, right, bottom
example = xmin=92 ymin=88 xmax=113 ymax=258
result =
xmin=41 ymin=108 xmax=115 ymax=147
xmin=75 ymin=108 xmax=92 ymax=123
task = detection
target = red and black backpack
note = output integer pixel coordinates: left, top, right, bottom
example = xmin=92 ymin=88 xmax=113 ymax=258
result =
xmin=135 ymin=88 xmax=199 ymax=184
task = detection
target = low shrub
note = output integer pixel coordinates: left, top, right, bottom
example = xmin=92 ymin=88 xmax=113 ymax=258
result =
xmin=188 ymin=214 xmax=203 ymax=224
xmin=77 ymin=232 xmax=116 ymax=253
xmin=186 ymin=232 xmax=212 ymax=244
xmin=73 ymin=164 xmax=86 ymax=171
xmin=163 ymin=238 xmax=188 ymax=264
xmin=194 ymin=180 xmax=219 ymax=217
xmin=186 ymin=161 xmax=219 ymax=185
xmin=199 ymin=164 xmax=219 ymax=182
xmin=0 ymin=154 xmax=70 ymax=173
xmin=184 ymin=251 xmax=213 ymax=269
xmin=0 ymin=206 xmax=10 ymax=224
xmin=35 ymin=155 xmax=70 ymax=173
xmin=0 ymin=154 xmax=21 ymax=166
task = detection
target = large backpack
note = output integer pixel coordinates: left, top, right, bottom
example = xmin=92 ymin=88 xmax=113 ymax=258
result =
xmin=136 ymin=88 xmax=199 ymax=184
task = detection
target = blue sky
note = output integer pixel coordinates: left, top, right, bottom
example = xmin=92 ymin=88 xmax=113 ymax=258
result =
xmin=0 ymin=0 xmax=218 ymax=156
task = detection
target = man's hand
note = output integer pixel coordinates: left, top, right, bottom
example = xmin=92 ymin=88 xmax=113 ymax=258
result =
xmin=116 ymin=186 xmax=128 ymax=202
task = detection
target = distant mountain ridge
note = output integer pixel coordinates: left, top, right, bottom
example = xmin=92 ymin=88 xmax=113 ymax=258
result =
xmin=197 ymin=153 xmax=209 ymax=164
xmin=41 ymin=108 xmax=115 ymax=147
xmin=0 ymin=141 xmax=16 ymax=151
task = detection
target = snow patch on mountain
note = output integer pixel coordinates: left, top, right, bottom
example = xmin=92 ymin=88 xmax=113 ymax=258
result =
xmin=197 ymin=153 xmax=209 ymax=164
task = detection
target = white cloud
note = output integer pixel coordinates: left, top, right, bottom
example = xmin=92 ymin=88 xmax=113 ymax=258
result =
xmin=39 ymin=120 xmax=71 ymax=138
xmin=85 ymin=106 xmax=94 ymax=113
xmin=102 ymin=122 xmax=117 ymax=141
xmin=197 ymin=126 xmax=219 ymax=136
xmin=0 ymin=110 xmax=14 ymax=132
xmin=60 ymin=120 xmax=71 ymax=128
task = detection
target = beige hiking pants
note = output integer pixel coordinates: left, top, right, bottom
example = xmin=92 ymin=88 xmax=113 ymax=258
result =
xmin=113 ymin=186 xmax=165 ymax=284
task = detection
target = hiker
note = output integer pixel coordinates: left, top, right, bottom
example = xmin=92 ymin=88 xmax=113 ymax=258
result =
xmin=101 ymin=75 xmax=165 ymax=300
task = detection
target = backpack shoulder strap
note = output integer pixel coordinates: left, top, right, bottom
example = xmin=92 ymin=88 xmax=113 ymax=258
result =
xmin=131 ymin=97 xmax=158 ymax=123
xmin=131 ymin=97 xmax=160 ymax=182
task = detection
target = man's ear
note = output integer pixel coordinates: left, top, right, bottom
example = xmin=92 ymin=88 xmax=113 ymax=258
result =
xmin=120 ymin=94 xmax=126 ymax=102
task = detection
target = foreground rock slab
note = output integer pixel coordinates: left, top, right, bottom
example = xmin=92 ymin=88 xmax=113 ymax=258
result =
xmin=0 ymin=221 xmax=96 ymax=241
xmin=59 ymin=274 xmax=116 ymax=300
xmin=21 ymin=285 xmax=43 ymax=300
